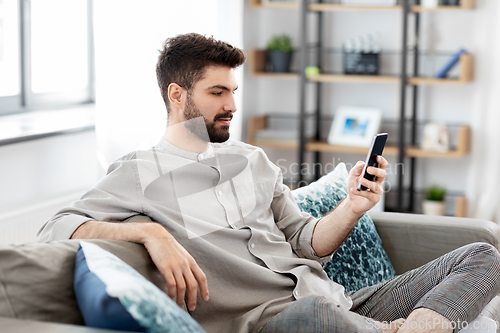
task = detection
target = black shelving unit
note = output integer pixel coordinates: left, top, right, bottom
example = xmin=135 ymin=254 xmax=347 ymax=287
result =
xmin=296 ymin=0 xmax=473 ymax=214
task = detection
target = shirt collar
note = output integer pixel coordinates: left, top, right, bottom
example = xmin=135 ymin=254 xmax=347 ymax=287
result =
xmin=157 ymin=137 xmax=213 ymax=161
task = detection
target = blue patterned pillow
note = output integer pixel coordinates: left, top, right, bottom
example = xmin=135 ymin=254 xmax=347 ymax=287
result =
xmin=74 ymin=241 xmax=206 ymax=333
xmin=291 ymin=163 xmax=396 ymax=293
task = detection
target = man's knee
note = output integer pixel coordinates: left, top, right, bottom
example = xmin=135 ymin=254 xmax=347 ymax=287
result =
xmin=284 ymin=296 xmax=339 ymax=325
xmin=458 ymin=242 xmax=500 ymax=282
xmin=466 ymin=242 xmax=500 ymax=262
xmin=263 ymin=296 xmax=341 ymax=332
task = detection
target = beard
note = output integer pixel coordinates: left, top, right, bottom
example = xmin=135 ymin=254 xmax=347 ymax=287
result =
xmin=183 ymin=96 xmax=232 ymax=143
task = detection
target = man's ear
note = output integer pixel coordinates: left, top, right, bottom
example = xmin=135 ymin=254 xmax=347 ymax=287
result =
xmin=167 ymin=83 xmax=185 ymax=109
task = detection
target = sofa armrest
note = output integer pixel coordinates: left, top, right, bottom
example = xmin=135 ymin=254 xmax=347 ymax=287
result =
xmin=369 ymin=212 xmax=500 ymax=275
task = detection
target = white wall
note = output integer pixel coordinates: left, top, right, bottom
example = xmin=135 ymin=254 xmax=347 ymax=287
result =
xmin=0 ymin=131 xmax=101 ymax=244
xmin=243 ymin=0 xmax=499 ymax=216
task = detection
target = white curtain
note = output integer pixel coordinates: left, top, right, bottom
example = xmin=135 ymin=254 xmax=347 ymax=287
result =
xmin=93 ymin=0 xmax=244 ymax=169
xmin=468 ymin=0 xmax=500 ymax=222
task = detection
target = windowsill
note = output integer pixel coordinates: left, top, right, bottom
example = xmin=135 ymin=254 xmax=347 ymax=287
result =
xmin=0 ymin=104 xmax=96 ymax=146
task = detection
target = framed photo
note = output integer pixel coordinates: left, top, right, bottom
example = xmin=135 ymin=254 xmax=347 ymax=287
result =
xmin=327 ymin=106 xmax=382 ymax=147
xmin=420 ymin=122 xmax=450 ymax=152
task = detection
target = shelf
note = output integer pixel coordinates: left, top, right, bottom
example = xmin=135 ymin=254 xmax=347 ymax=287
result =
xmin=308 ymin=74 xmax=399 ymax=84
xmin=308 ymin=4 xmax=401 ymax=12
xmin=305 ymin=141 xmax=399 ymax=155
xmin=406 ymin=126 xmax=470 ymax=158
xmin=249 ymin=49 xmax=299 ymax=79
xmin=247 ymin=116 xmax=470 ymax=159
xmin=250 ymin=49 xmax=473 ymax=85
xmin=249 ymin=0 xmax=299 ymax=10
xmin=308 ymin=2 xmax=474 ymax=12
xmin=248 ymin=138 xmax=400 ymax=155
xmin=408 ymin=53 xmax=473 ymax=85
xmin=251 ymin=139 xmax=299 ymax=150
xmin=251 ymin=72 xmax=299 ymax=79
xmin=454 ymin=195 xmax=467 ymax=217
xmin=250 ymin=0 xmax=474 ymax=12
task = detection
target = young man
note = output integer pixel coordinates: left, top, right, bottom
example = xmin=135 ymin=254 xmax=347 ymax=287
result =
xmin=38 ymin=33 xmax=500 ymax=333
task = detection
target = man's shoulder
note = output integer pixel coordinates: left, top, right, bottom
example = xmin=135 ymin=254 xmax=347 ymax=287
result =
xmin=117 ymin=151 xmax=139 ymax=161
xmin=106 ymin=151 xmax=140 ymax=174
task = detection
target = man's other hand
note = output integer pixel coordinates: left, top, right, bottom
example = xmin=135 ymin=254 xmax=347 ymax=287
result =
xmin=142 ymin=224 xmax=209 ymax=311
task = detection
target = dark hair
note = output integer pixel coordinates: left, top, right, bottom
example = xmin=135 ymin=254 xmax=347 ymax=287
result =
xmin=156 ymin=33 xmax=246 ymax=112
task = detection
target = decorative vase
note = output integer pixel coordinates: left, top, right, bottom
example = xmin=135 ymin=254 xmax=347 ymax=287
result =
xmin=422 ymin=200 xmax=446 ymax=216
xmin=268 ymin=51 xmax=292 ymax=73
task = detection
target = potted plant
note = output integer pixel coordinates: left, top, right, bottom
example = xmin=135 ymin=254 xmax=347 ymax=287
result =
xmin=422 ymin=185 xmax=447 ymax=216
xmin=266 ymin=34 xmax=293 ymax=73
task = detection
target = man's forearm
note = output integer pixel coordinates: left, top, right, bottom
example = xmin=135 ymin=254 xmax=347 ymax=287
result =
xmin=71 ymin=220 xmax=210 ymax=310
xmin=311 ymin=198 xmax=363 ymax=258
xmin=71 ymin=220 xmax=169 ymax=245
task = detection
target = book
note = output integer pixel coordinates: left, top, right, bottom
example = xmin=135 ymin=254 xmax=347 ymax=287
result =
xmin=436 ymin=48 xmax=467 ymax=79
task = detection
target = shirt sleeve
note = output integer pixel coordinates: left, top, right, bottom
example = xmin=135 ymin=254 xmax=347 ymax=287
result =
xmin=36 ymin=153 xmax=144 ymax=242
xmin=271 ymin=171 xmax=333 ymax=265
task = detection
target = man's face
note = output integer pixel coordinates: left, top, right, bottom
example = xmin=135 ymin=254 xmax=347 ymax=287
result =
xmin=183 ymin=66 xmax=238 ymax=143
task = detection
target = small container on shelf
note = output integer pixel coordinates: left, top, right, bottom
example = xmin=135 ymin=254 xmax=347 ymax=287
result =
xmin=343 ymin=35 xmax=381 ymax=75
xmin=422 ymin=185 xmax=447 ymax=216
xmin=440 ymin=0 xmax=461 ymax=5
xmin=266 ymin=35 xmax=294 ymax=73
xmin=343 ymin=52 xmax=380 ymax=75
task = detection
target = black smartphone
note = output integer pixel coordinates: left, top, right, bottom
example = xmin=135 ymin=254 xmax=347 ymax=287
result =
xmin=357 ymin=133 xmax=388 ymax=191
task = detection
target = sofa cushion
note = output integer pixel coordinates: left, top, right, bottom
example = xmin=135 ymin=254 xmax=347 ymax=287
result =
xmin=74 ymin=241 xmax=205 ymax=332
xmin=0 ymin=239 xmax=165 ymax=325
xmin=291 ymin=163 xmax=396 ymax=292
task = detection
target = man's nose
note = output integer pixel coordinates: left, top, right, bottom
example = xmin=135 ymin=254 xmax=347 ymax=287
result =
xmin=224 ymin=95 xmax=237 ymax=113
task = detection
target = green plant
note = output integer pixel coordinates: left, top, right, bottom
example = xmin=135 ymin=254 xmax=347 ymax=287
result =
xmin=424 ymin=185 xmax=447 ymax=201
xmin=266 ymin=35 xmax=293 ymax=52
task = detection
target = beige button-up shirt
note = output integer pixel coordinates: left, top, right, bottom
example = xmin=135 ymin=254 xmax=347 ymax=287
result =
xmin=38 ymin=139 xmax=352 ymax=333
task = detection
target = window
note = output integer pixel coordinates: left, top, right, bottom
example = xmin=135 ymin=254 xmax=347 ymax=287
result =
xmin=0 ymin=0 xmax=94 ymax=115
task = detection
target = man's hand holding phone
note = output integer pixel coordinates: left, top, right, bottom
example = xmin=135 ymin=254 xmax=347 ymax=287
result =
xmin=345 ymin=134 xmax=389 ymax=216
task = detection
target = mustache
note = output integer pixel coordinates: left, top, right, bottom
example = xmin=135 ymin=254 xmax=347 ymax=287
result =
xmin=214 ymin=112 xmax=233 ymax=121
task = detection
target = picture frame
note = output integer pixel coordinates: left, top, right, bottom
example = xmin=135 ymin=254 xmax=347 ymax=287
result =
xmin=327 ymin=106 xmax=382 ymax=147
xmin=420 ymin=122 xmax=450 ymax=152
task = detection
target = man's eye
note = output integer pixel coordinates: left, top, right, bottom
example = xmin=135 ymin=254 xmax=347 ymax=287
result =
xmin=213 ymin=92 xmax=222 ymax=96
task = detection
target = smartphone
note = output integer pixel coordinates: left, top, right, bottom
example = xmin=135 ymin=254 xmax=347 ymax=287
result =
xmin=357 ymin=133 xmax=388 ymax=191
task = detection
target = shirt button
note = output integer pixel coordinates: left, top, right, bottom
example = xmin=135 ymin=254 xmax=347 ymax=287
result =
xmin=294 ymin=290 xmax=299 ymax=297
xmin=251 ymin=243 xmax=255 ymax=248
xmin=218 ymin=190 xmax=222 ymax=196
xmin=199 ymin=153 xmax=204 ymax=159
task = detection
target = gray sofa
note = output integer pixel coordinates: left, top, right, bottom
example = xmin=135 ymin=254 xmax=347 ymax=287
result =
xmin=1 ymin=212 xmax=500 ymax=332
